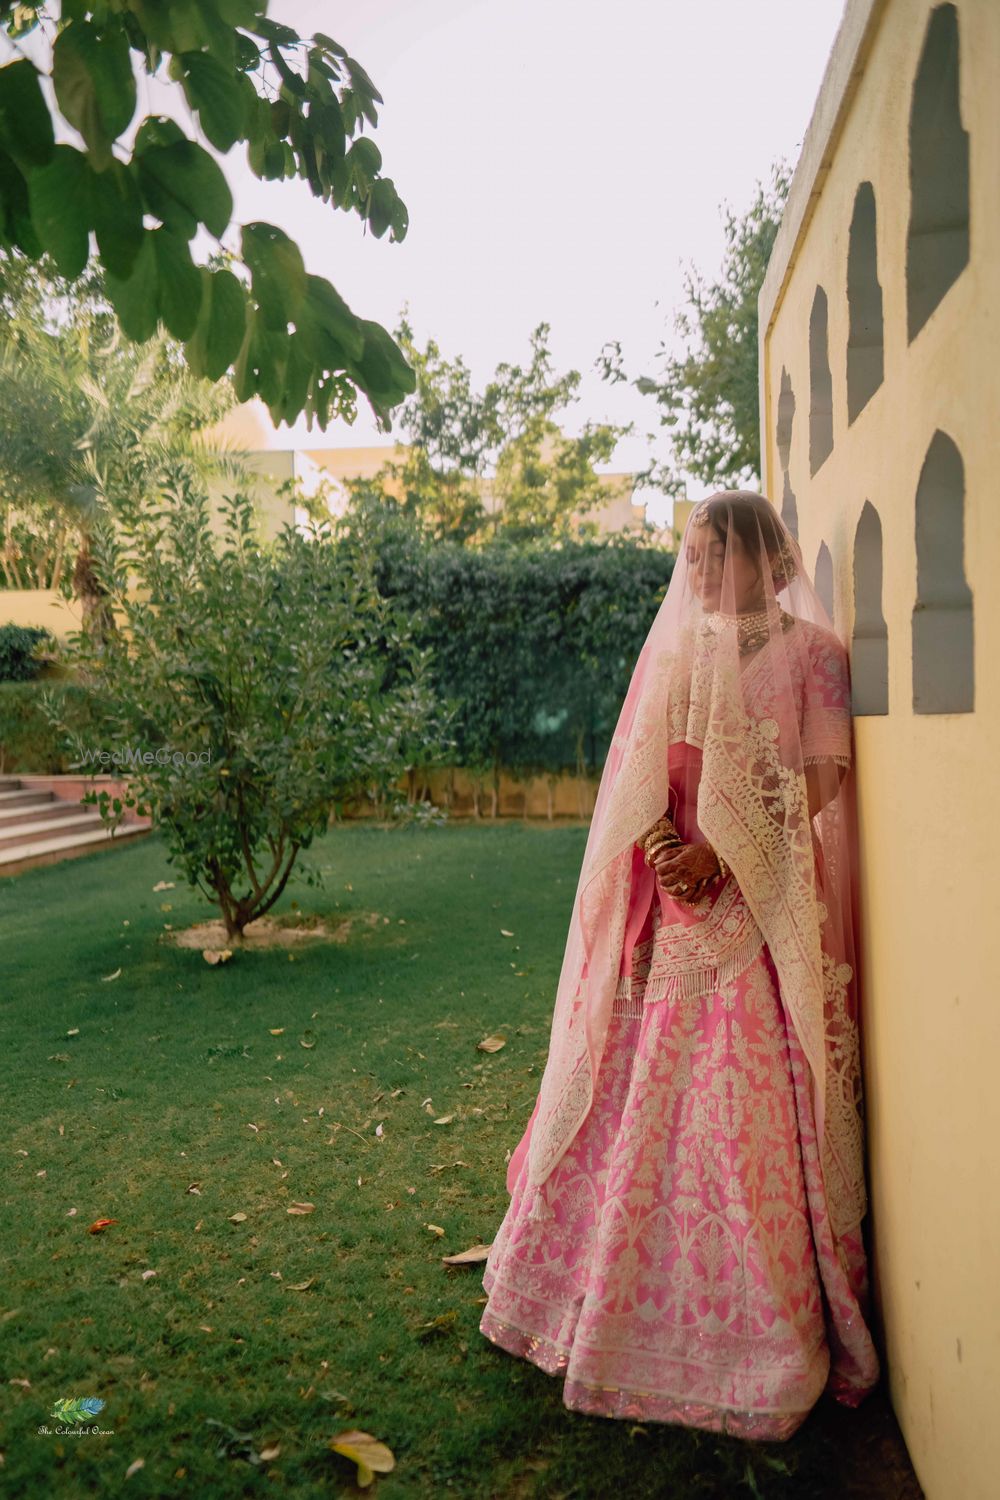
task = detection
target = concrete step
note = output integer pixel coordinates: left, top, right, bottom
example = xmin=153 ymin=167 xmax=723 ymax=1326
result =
xmin=0 ymin=820 xmax=149 ymax=872
xmin=0 ymin=777 xmax=24 ymax=789
xmin=0 ymin=810 xmax=107 ymax=852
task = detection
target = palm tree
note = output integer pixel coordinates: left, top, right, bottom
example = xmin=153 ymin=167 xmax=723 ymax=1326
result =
xmin=0 ymin=250 xmax=253 ymax=634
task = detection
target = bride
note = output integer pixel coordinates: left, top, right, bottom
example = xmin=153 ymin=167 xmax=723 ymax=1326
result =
xmin=479 ymin=490 xmax=880 ymax=1441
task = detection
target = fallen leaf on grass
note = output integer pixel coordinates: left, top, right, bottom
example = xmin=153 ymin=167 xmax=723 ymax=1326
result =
xmin=442 ymin=1244 xmax=493 ymax=1265
xmin=299 ymin=1031 xmax=316 ymax=1049
xmin=141 ymin=1270 xmax=157 ymax=1281
xmin=476 ymin=1034 xmax=506 ymax=1053
xmin=424 ymin=1223 xmax=445 ymax=1236
xmin=287 ymin=1202 xmax=315 ymax=1215
xmin=203 ymin=949 xmax=233 ymax=966
xmin=432 ymin=1114 xmax=454 ymax=1125
xmin=260 ymin=1443 xmax=281 ymax=1462
xmin=152 ymin=881 xmax=174 ymax=892
xmin=500 ymin=929 xmax=514 ymax=937
xmin=101 ymin=969 xmax=122 ymax=983
xmin=415 ymin=1310 xmax=457 ymax=1339
xmin=87 ymin=1218 xmax=117 ymax=1234
xmin=269 ymin=1028 xmax=285 ymax=1035
xmin=328 ymin=1430 xmax=395 ymax=1487
xmin=285 ymin=1278 xmax=315 ymax=1292
xmin=66 ymin=1029 xmax=79 ymax=1038
xmin=124 ymin=1458 xmax=145 ymax=1479
xmin=228 ymin=1212 xmax=248 ymax=1224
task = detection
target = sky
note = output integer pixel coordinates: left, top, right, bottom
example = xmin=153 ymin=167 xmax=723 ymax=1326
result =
xmin=245 ymin=0 xmax=849 ymax=526
xmin=13 ymin=0 xmax=850 ymax=527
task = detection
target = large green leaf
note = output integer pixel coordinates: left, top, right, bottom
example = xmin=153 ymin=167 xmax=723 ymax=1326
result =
xmin=351 ymin=319 xmax=416 ymax=402
xmin=298 ymin=274 xmax=364 ymax=364
xmin=241 ymin=221 xmax=306 ymax=331
xmin=184 ymin=266 xmax=247 ymax=381
xmin=151 ymin=226 xmax=203 ymax=341
xmin=104 ymin=230 xmax=159 ymax=342
xmin=26 ymin=145 xmax=91 ymax=278
xmin=232 ymin=304 xmax=289 ymax=407
xmin=268 ymin=328 xmax=313 ymax=425
xmin=90 ymin=156 xmax=145 ymax=279
xmin=51 ymin=21 xmax=136 ymax=171
xmin=170 ymin=51 xmax=248 ymax=154
xmin=0 ymin=147 xmax=42 ymax=256
xmin=134 ymin=137 xmax=233 ymax=240
xmin=0 ymin=59 xmax=55 ymax=168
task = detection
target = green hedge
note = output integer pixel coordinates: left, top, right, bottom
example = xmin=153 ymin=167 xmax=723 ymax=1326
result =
xmin=349 ymin=511 xmax=676 ymax=782
xmin=0 ymin=681 xmax=98 ymax=774
xmin=0 ymin=624 xmax=56 ymax=683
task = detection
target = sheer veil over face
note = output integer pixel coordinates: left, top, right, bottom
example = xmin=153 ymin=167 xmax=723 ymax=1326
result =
xmin=509 ymin=490 xmax=869 ymax=1256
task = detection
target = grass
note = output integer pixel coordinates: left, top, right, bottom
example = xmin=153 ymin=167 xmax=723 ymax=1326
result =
xmin=0 ymin=822 xmax=917 ymax=1498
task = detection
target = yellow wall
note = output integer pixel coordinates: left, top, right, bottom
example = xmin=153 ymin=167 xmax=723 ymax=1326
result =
xmin=758 ymin=3 xmax=998 ymax=1496
xmin=0 ymin=588 xmax=83 ymax=641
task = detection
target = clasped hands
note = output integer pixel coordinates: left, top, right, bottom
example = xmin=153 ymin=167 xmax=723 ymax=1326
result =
xmin=641 ymin=832 xmax=723 ymax=904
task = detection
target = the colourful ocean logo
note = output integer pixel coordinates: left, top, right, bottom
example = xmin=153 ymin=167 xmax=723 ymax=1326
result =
xmin=49 ymin=1397 xmax=105 ymax=1426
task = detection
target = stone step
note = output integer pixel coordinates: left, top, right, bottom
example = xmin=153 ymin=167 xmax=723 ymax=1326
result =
xmin=0 ymin=798 xmax=68 ymax=827
xmin=0 ymin=820 xmax=148 ymax=872
xmin=0 ymin=810 xmax=106 ymax=853
xmin=0 ymin=789 xmax=54 ymax=810
xmin=0 ymin=776 xmax=23 ymax=789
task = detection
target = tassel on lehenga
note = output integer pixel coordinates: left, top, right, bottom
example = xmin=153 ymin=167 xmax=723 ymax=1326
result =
xmin=610 ymin=926 xmax=766 ymax=1019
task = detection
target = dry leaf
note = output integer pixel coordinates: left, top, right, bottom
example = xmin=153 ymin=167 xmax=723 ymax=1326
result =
xmin=185 ymin=1183 xmax=201 ymax=1195
xmin=259 ymin=1443 xmax=281 ymax=1462
xmin=269 ymin=1028 xmax=285 ymax=1035
xmin=299 ymin=1032 xmax=316 ymax=1049
xmin=152 ymin=881 xmax=174 ymax=892
xmin=124 ymin=1458 xmax=145 ymax=1479
xmin=476 ymin=1034 xmax=506 ymax=1053
xmin=425 ymin=1223 xmax=445 ymax=1236
xmin=66 ymin=1029 xmax=79 ymax=1038
xmin=374 ymin=1123 xmax=384 ymax=1138
xmin=285 ymin=1278 xmax=315 ymax=1292
xmin=160 ymin=903 xmax=172 ymax=912
xmin=287 ymin=1202 xmax=315 ymax=1215
xmin=203 ymin=949 xmax=233 ymax=965
xmin=432 ymin=1114 xmax=454 ymax=1125
xmin=228 ymin=1212 xmax=248 ymax=1224
xmin=87 ymin=1218 xmax=117 ymax=1234
xmin=442 ymin=1244 xmax=492 ymax=1265
xmin=500 ymin=929 xmax=514 ymax=937
xmin=101 ymin=968 xmax=122 ymax=982
xmin=141 ymin=1270 xmax=157 ymax=1281
xmin=328 ymin=1429 xmax=395 ymax=1487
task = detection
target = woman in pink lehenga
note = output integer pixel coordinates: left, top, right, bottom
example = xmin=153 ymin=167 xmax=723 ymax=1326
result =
xmin=479 ymin=491 xmax=881 ymax=1441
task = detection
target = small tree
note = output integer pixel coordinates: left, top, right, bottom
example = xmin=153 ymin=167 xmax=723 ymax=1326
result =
xmin=49 ymin=473 xmax=450 ymax=940
xmin=598 ymin=160 xmax=792 ymax=497
xmin=385 ymin=316 xmax=632 ymax=546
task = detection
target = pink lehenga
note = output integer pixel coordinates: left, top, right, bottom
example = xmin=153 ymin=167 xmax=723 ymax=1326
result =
xmin=479 ymin=492 xmax=881 ymax=1440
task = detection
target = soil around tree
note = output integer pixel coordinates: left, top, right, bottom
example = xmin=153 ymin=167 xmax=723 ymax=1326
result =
xmin=163 ymin=909 xmax=386 ymax=951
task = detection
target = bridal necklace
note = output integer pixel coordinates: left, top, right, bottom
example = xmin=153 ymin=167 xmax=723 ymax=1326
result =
xmin=702 ymin=600 xmax=795 ymax=655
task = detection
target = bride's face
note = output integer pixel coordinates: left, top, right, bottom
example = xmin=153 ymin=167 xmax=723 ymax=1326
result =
xmin=685 ymin=525 xmax=765 ymax=612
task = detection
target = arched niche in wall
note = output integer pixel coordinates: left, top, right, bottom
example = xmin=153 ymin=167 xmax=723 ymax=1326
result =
xmin=851 ymin=501 xmax=888 ymax=714
xmin=912 ymin=430 xmax=973 ymax=712
xmin=809 ymin=287 xmax=833 ymax=475
xmin=775 ymin=367 xmax=799 ymax=539
xmin=846 ymin=183 xmax=884 ymax=423
xmin=907 ymin=3 xmax=970 ymax=342
xmin=814 ymin=541 xmax=835 ymax=624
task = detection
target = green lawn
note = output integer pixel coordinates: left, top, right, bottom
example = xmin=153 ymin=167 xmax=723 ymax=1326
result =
xmin=0 ymin=823 xmax=917 ymax=1498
